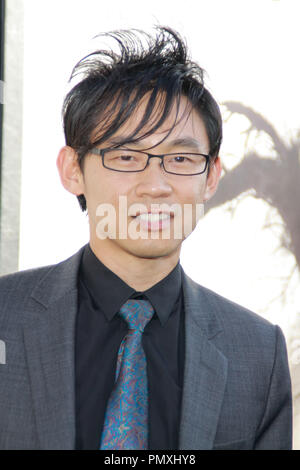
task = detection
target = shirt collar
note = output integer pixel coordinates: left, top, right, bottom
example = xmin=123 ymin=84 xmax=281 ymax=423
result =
xmin=79 ymin=244 xmax=182 ymax=326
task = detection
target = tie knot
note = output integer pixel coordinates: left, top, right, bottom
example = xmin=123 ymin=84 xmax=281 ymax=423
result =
xmin=119 ymin=299 xmax=154 ymax=332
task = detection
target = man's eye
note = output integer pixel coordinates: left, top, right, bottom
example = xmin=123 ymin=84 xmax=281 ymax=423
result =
xmin=173 ymin=156 xmax=187 ymax=162
xmin=117 ymin=155 xmax=135 ymax=161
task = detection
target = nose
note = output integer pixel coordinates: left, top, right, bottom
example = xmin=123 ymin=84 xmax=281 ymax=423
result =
xmin=135 ymin=156 xmax=172 ymax=198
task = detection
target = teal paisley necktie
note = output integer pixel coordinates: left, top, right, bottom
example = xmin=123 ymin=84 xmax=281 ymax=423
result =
xmin=99 ymin=299 xmax=154 ymax=450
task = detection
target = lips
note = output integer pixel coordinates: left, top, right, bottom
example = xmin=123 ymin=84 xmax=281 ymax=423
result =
xmin=132 ymin=211 xmax=173 ymax=231
xmin=134 ymin=212 xmax=171 ymax=222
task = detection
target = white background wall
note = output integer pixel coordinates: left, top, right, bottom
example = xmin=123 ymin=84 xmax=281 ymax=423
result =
xmin=17 ymin=0 xmax=300 ymax=448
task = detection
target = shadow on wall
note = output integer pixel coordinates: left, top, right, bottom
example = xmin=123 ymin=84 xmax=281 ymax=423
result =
xmin=205 ymin=102 xmax=300 ymax=448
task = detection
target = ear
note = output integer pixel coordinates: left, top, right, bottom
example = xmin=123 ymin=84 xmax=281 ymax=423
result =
xmin=56 ymin=146 xmax=85 ymax=196
xmin=203 ymin=156 xmax=222 ymax=202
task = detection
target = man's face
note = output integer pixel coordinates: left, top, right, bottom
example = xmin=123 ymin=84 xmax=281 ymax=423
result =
xmin=77 ymin=96 xmax=221 ymax=261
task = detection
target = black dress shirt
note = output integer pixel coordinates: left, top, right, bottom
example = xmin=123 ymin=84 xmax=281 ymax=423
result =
xmin=75 ymin=244 xmax=185 ymax=450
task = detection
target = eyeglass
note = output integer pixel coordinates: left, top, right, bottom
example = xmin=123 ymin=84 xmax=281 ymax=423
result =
xmin=89 ymin=148 xmax=210 ymax=176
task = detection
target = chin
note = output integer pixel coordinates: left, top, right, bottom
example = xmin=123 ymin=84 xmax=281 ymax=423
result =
xmin=122 ymin=239 xmax=182 ymax=260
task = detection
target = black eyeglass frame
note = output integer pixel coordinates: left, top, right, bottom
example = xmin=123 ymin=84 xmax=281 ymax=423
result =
xmin=89 ymin=147 xmax=211 ymax=176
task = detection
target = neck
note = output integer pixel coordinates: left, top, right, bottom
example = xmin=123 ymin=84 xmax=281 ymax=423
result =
xmin=89 ymin=239 xmax=181 ymax=291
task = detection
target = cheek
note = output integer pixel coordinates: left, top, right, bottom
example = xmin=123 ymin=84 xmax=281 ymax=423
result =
xmin=179 ymin=178 xmax=206 ymax=203
xmin=180 ymin=180 xmax=206 ymax=231
xmin=84 ymin=170 xmax=134 ymax=210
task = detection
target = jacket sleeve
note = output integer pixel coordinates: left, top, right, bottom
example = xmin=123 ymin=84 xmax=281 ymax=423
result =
xmin=254 ymin=325 xmax=293 ymax=449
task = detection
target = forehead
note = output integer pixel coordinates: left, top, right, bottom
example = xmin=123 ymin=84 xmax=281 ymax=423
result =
xmin=97 ymin=93 xmax=209 ymax=151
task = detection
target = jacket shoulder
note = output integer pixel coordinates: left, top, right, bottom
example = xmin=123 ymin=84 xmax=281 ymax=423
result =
xmin=0 ymin=264 xmax=55 ymax=294
xmin=192 ymin=279 xmax=288 ymax=372
xmin=0 ymin=246 xmax=85 ymax=326
xmin=185 ymin=273 xmax=274 ymax=329
xmin=0 ymin=265 xmax=55 ymax=326
xmin=201 ymin=283 xmax=273 ymax=328
xmin=182 ymin=271 xmax=281 ymax=357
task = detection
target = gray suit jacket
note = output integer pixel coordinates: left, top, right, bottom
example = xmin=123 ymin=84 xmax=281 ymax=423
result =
xmin=0 ymin=245 xmax=292 ymax=449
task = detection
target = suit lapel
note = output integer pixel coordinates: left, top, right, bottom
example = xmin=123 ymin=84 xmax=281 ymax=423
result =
xmin=23 ymin=246 xmax=85 ymax=449
xmin=179 ymin=272 xmax=228 ymax=450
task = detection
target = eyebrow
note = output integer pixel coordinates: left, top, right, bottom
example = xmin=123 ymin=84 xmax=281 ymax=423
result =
xmin=163 ymin=138 xmax=203 ymax=152
xmin=108 ymin=136 xmax=204 ymax=152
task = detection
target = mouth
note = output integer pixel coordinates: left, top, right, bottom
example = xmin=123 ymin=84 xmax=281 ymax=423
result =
xmin=130 ymin=211 xmax=174 ymax=232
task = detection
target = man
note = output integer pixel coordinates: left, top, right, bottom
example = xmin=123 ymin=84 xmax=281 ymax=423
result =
xmin=0 ymin=27 xmax=292 ymax=450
